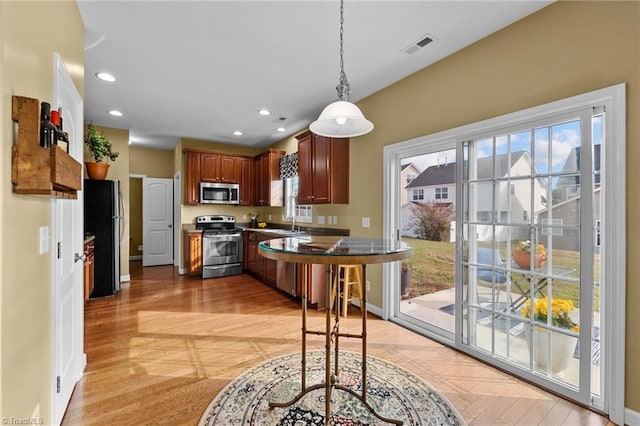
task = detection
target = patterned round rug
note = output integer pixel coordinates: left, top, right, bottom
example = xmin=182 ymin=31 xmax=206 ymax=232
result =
xmin=199 ymin=350 xmax=466 ymax=425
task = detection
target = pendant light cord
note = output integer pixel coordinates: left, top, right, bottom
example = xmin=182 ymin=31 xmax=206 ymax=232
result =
xmin=336 ymin=0 xmax=351 ymax=101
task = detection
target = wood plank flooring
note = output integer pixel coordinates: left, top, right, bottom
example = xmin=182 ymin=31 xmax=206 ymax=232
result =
xmin=62 ymin=262 xmax=612 ymax=425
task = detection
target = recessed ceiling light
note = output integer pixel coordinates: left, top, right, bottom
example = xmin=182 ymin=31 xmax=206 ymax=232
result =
xmin=233 ymin=130 xmax=243 ymax=136
xmin=96 ymin=72 xmax=116 ymax=82
xmin=108 ymin=110 xmax=123 ymax=117
xmin=258 ymin=109 xmax=271 ymax=116
xmin=277 ymin=127 xmax=286 ymax=132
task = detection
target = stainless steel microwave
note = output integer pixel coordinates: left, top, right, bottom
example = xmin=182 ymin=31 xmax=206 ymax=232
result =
xmin=199 ymin=182 xmax=240 ymax=204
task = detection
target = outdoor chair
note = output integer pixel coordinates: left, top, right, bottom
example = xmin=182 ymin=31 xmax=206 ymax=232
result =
xmin=475 ymin=247 xmax=510 ymax=310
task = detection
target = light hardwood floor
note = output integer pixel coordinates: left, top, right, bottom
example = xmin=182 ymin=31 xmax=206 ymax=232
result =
xmin=62 ymin=262 xmax=612 ymax=425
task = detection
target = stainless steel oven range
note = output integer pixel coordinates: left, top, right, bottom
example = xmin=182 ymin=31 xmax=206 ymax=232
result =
xmin=196 ymin=215 xmax=243 ymax=279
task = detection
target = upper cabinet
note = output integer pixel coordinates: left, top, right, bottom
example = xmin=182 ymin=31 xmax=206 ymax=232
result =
xmin=185 ymin=151 xmax=201 ymax=205
xmin=183 ymin=149 xmax=253 ymax=206
xmin=254 ymin=149 xmax=284 ymax=206
xmin=296 ymin=130 xmax=349 ymax=204
xmin=237 ymin=157 xmax=254 ymax=206
xmin=200 ymin=153 xmax=239 ymax=183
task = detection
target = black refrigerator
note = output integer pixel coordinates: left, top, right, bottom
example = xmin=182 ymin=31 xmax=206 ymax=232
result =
xmin=84 ymin=179 xmax=124 ymax=298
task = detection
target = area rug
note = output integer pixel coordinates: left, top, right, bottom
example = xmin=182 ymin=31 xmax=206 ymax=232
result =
xmin=199 ymin=350 xmax=465 ymax=425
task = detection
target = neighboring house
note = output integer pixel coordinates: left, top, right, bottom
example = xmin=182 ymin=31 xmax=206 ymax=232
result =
xmin=555 ymin=144 xmax=601 ymax=202
xmin=403 ymin=152 xmax=546 ymax=242
xmin=537 ymin=145 xmax=602 ymax=251
xmin=400 ymin=163 xmax=421 ymax=206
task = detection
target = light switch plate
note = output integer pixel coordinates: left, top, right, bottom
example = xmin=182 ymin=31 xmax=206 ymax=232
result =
xmin=317 ymin=215 xmax=325 ymax=225
xmin=332 ymin=216 xmax=338 ymax=225
xmin=39 ymin=226 xmax=49 ymax=255
xmin=362 ymin=217 xmax=370 ymax=228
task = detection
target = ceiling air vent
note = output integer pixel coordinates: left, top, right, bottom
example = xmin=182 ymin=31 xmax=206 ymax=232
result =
xmin=402 ymin=33 xmax=435 ymax=55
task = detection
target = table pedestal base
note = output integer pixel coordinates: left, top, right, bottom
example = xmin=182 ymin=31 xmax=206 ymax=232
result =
xmin=268 ymin=264 xmax=402 ymax=426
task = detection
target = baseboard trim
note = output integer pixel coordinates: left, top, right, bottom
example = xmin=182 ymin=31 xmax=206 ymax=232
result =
xmin=626 ymin=407 xmax=640 ymax=426
xmin=178 ymin=268 xmax=187 ymax=275
xmin=120 ymin=274 xmax=131 ymax=283
xmin=129 ymin=255 xmax=142 ymax=261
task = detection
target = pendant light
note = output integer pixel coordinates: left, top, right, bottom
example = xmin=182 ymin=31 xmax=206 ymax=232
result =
xmin=309 ymin=0 xmax=373 ymax=138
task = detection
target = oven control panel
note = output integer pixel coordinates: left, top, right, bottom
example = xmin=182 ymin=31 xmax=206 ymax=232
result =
xmin=196 ymin=215 xmax=235 ymax=224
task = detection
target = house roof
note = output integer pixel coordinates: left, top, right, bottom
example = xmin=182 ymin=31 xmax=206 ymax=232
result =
xmin=406 ymin=151 xmax=528 ymax=188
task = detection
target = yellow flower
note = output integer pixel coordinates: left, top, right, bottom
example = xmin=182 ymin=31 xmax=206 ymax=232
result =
xmin=520 ymin=297 xmax=578 ymax=331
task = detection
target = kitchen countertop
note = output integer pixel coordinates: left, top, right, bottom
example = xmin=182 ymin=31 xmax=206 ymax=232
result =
xmin=182 ymin=223 xmax=350 ymax=236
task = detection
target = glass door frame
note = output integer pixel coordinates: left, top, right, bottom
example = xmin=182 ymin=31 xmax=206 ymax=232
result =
xmin=382 ymin=83 xmax=626 ymax=422
xmin=383 ymin=138 xmax=458 ymax=346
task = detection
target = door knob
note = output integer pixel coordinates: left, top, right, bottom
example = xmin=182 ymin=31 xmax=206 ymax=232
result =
xmin=168 ymin=224 xmax=173 ymax=228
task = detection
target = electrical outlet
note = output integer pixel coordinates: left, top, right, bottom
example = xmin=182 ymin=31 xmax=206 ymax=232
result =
xmin=362 ymin=217 xmax=370 ymax=228
xmin=318 ymin=215 xmax=325 ymax=225
xmin=332 ymin=216 xmax=338 ymax=225
xmin=327 ymin=216 xmax=333 ymax=225
xmin=366 ymin=280 xmax=371 ymax=291
xmin=242 ymin=214 xmax=248 ymax=220
xmin=268 ymin=214 xmax=272 ymax=221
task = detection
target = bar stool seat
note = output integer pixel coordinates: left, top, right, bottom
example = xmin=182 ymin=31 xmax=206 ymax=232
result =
xmin=331 ymin=265 xmax=364 ymax=317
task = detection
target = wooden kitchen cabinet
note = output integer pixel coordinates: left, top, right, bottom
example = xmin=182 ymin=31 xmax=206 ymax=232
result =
xmin=184 ymin=149 xmax=255 ymax=205
xmin=184 ymin=151 xmax=201 ymax=205
xmin=245 ymin=231 xmax=276 ymax=285
xmin=83 ymin=239 xmax=95 ymax=301
xmin=184 ymin=230 xmax=203 ymax=275
xmin=237 ymin=157 xmax=254 ymax=206
xmin=296 ymin=130 xmax=349 ymax=204
xmin=254 ymin=149 xmax=284 ymax=206
xmin=200 ymin=153 xmax=239 ymax=183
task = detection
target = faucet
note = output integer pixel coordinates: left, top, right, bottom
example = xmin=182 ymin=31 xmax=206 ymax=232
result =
xmin=288 ymin=214 xmax=296 ymax=231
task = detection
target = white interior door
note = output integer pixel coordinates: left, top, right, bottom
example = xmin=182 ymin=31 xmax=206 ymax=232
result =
xmin=52 ymin=53 xmax=84 ymax=425
xmin=142 ymin=178 xmax=174 ymax=266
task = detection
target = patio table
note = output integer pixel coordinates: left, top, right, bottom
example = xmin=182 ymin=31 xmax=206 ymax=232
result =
xmin=509 ymin=264 xmax=577 ymax=312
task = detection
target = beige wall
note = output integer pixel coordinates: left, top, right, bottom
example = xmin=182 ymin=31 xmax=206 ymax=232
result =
xmin=346 ymin=1 xmax=639 ymax=411
xmin=1 ymin=0 xmax=84 ymax=420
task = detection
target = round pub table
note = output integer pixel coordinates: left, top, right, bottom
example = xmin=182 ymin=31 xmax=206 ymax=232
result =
xmin=259 ymin=236 xmax=412 ymax=425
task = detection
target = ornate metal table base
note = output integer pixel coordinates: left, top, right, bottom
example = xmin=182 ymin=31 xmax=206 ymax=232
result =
xmin=268 ymin=263 xmax=403 ymax=425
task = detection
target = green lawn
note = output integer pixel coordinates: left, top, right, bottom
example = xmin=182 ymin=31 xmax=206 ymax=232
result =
xmin=401 ymin=237 xmax=600 ymax=310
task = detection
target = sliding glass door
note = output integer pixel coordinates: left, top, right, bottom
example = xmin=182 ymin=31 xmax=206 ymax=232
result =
xmin=461 ymin=110 xmax=598 ymax=401
xmin=384 ymin=85 xmax=625 ymax=417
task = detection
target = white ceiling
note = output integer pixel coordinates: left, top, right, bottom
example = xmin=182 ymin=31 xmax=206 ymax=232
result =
xmin=78 ymin=1 xmax=551 ymax=151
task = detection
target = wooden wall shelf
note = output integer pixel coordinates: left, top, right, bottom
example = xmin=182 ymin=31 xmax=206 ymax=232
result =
xmin=11 ymin=95 xmax=81 ymax=199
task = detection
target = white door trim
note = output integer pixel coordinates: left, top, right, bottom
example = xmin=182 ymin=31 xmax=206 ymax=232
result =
xmin=174 ymin=171 xmax=180 ymax=268
xmin=51 ymin=52 xmax=85 ymax=425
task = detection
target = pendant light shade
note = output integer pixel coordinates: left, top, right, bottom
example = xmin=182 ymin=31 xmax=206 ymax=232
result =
xmin=309 ymin=100 xmax=374 ymax=138
xmin=310 ymin=0 xmax=373 ymax=138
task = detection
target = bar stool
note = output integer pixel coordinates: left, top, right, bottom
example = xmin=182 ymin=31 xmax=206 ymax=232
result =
xmin=331 ymin=265 xmax=364 ymax=317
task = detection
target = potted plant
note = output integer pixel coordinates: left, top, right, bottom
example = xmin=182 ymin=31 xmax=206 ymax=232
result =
xmin=521 ymin=297 xmax=579 ymax=376
xmin=84 ymin=123 xmax=119 ymax=179
xmin=513 ymin=240 xmax=547 ymax=268
xmin=400 ymin=260 xmax=413 ymax=298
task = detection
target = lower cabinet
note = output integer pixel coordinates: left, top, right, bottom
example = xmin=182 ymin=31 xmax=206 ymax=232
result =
xmin=184 ymin=230 xmax=203 ymax=275
xmin=246 ymin=231 xmax=276 ymax=285
xmin=83 ymin=239 xmax=95 ymax=301
xmin=245 ymin=231 xmax=327 ymax=308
